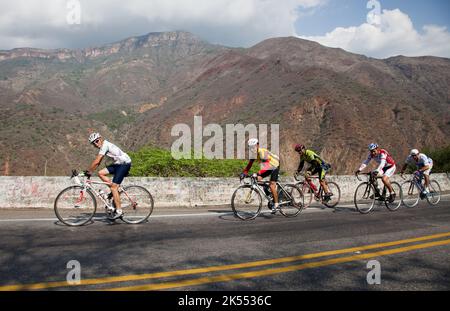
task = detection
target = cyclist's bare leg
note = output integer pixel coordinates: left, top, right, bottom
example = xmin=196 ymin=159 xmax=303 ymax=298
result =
xmin=98 ymin=168 xmax=112 ymax=185
xmin=270 ymin=181 xmax=279 ymax=204
xmin=381 ymin=176 xmax=394 ymax=193
xmin=319 ymin=179 xmax=330 ymax=194
xmin=424 ymin=174 xmax=430 ymax=190
xmin=111 ymin=183 xmax=121 ymax=209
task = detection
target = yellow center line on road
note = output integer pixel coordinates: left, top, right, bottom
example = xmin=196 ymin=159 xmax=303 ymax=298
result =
xmin=1 ymin=231 xmax=450 ymax=291
xmin=106 ymin=238 xmax=450 ymax=291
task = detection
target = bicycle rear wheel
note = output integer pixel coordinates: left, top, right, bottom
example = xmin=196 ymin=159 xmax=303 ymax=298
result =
xmin=385 ymin=182 xmax=402 ymax=211
xmin=54 ymin=186 xmax=97 ymax=226
xmin=354 ymin=182 xmax=376 ymax=214
xmin=401 ymin=181 xmax=419 ymax=208
xmin=231 ymin=185 xmax=262 ymax=221
xmin=279 ymin=184 xmax=304 ymax=218
xmin=322 ymin=182 xmax=341 ymax=208
xmin=119 ymin=186 xmax=154 ymax=224
xmin=427 ymin=180 xmax=441 ymax=206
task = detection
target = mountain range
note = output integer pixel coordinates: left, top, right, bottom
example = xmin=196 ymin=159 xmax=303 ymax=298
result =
xmin=0 ymin=31 xmax=449 ymax=175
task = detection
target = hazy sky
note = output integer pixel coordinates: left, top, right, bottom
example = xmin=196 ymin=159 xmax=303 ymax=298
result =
xmin=0 ymin=0 xmax=449 ymax=59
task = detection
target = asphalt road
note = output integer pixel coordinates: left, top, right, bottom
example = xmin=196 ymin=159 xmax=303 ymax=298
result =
xmin=0 ymin=198 xmax=449 ymax=291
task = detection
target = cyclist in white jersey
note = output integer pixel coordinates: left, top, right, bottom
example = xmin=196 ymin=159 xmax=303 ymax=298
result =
xmin=400 ymin=149 xmax=433 ymax=195
xmin=86 ymin=133 xmax=132 ymax=219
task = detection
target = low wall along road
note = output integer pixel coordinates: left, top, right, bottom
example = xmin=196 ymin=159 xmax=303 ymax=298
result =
xmin=0 ymin=174 xmax=449 ymax=208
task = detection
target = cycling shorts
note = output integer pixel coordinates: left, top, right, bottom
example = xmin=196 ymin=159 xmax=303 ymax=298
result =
xmin=107 ymin=163 xmax=131 ymax=185
xmin=418 ymin=164 xmax=433 ymax=176
xmin=380 ymin=165 xmax=396 ymax=178
xmin=308 ymin=164 xmax=327 ymax=181
xmin=259 ymin=167 xmax=280 ymax=182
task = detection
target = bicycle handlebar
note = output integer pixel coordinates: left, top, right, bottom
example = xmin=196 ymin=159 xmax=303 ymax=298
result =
xmin=70 ymin=169 xmax=91 ymax=180
xmin=355 ymin=172 xmax=364 ymax=182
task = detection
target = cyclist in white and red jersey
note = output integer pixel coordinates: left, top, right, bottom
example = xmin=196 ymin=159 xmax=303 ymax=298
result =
xmin=355 ymin=143 xmax=397 ymax=202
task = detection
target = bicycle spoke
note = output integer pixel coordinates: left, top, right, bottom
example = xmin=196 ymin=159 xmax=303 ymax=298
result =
xmin=279 ymin=184 xmax=304 ymax=218
xmin=54 ymin=186 xmax=96 ymax=226
xmin=401 ymin=181 xmax=419 ymax=208
xmin=385 ymin=182 xmax=402 ymax=211
xmin=231 ymin=185 xmax=262 ymax=221
xmin=120 ymin=186 xmax=154 ymax=224
xmin=427 ymin=180 xmax=441 ymax=206
xmin=354 ymin=183 xmax=375 ymax=214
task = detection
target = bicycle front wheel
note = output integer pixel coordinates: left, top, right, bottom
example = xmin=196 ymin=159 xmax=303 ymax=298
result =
xmin=385 ymin=182 xmax=402 ymax=211
xmin=322 ymin=182 xmax=341 ymax=208
xmin=120 ymin=186 xmax=154 ymax=224
xmin=427 ymin=180 xmax=441 ymax=206
xmin=231 ymin=185 xmax=262 ymax=221
xmin=354 ymin=183 xmax=376 ymax=214
xmin=54 ymin=186 xmax=97 ymax=227
xmin=401 ymin=181 xmax=419 ymax=208
xmin=279 ymin=184 xmax=304 ymax=218
xmin=296 ymin=182 xmax=313 ymax=208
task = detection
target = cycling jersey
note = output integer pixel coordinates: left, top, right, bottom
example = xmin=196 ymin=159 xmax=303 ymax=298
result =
xmin=299 ymin=150 xmax=323 ymax=167
xmin=99 ymin=140 xmax=132 ymax=165
xmin=244 ymin=148 xmax=280 ymax=176
xmin=297 ymin=149 xmax=328 ymax=181
xmin=405 ymin=153 xmax=433 ymax=169
xmin=297 ymin=149 xmax=324 ymax=171
xmin=359 ymin=149 xmax=395 ymax=173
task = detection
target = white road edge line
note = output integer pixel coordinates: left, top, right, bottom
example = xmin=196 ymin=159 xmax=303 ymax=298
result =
xmin=0 ymin=195 xmax=449 ymax=223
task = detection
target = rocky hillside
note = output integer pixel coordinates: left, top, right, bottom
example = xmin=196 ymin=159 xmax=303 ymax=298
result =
xmin=0 ymin=31 xmax=449 ymax=175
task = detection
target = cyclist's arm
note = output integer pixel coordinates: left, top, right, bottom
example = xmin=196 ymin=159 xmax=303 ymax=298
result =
xmin=400 ymin=163 xmax=408 ymax=174
xmin=297 ymin=160 xmax=305 ymax=173
xmin=375 ymin=155 xmax=387 ymax=173
xmin=418 ymin=155 xmax=432 ymax=172
xmin=243 ymin=160 xmax=255 ymax=175
xmin=418 ymin=164 xmax=431 ymax=172
xmin=358 ymin=155 xmax=371 ymax=172
xmin=88 ymin=154 xmax=104 ymax=173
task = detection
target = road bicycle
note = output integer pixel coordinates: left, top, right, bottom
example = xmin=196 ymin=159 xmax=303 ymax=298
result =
xmin=294 ymin=172 xmax=341 ymax=209
xmin=231 ymin=174 xmax=304 ymax=221
xmin=401 ymin=172 xmax=441 ymax=208
xmin=54 ymin=170 xmax=154 ymax=226
xmin=354 ymin=172 xmax=402 ymax=214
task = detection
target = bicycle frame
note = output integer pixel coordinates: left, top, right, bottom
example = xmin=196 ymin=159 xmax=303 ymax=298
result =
xmin=72 ymin=173 xmax=132 ymax=210
xmin=409 ymin=174 xmax=425 ymax=194
xmin=358 ymin=173 xmax=387 ymax=200
xmin=243 ymin=176 xmax=295 ymax=207
xmin=301 ymin=176 xmax=322 ymax=197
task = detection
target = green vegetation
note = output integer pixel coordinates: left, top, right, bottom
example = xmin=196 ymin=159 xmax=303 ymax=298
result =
xmin=422 ymin=145 xmax=450 ymax=173
xmin=129 ymin=146 xmax=259 ymax=177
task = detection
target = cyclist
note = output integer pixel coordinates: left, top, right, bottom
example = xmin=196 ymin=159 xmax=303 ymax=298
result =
xmin=294 ymin=144 xmax=333 ymax=201
xmin=86 ymin=133 xmax=132 ymax=219
xmin=400 ymin=149 xmax=433 ymax=196
xmin=241 ymin=139 xmax=280 ymax=214
xmin=355 ymin=143 xmax=397 ymax=203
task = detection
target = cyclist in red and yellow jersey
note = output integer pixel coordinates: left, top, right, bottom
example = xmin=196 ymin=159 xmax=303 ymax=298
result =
xmin=242 ymin=139 xmax=280 ymax=214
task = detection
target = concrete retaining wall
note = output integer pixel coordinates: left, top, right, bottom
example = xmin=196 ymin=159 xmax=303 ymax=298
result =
xmin=0 ymin=174 xmax=449 ymax=209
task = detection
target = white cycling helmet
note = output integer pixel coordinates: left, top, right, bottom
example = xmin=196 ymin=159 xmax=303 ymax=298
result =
xmin=410 ymin=149 xmax=420 ymax=156
xmin=369 ymin=143 xmax=379 ymax=151
xmin=248 ymin=138 xmax=259 ymax=147
xmin=89 ymin=132 xmax=102 ymax=144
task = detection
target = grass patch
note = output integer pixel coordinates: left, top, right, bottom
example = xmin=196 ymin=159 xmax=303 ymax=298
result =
xmin=129 ymin=146 xmax=259 ymax=177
